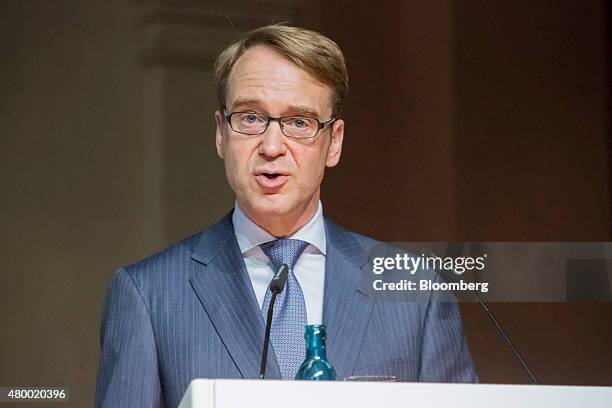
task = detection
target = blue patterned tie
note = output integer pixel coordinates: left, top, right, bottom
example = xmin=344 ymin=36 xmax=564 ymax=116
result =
xmin=260 ymin=239 xmax=309 ymax=380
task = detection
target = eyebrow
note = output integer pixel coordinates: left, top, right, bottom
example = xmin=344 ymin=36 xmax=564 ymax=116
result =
xmin=230 ymin=98 xmax=321 ymax=118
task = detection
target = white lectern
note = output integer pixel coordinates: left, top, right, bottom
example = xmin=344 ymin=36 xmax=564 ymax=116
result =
xmin=178 ymin=379 xmax=612 ymax=408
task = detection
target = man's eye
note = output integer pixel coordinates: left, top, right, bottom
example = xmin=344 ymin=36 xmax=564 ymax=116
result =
xmin=286 ymin=117 xmax=310 ymax=128
xmin=243 ymin=114 xmax=262 ymax=124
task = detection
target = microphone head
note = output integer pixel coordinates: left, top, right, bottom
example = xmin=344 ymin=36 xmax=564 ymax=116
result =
xmin=269 ymin=264 xmax=289 ymax=294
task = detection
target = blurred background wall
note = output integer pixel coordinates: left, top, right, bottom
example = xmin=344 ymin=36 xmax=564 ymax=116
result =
xmin=1 ymin=0 xmax=610 ymax=406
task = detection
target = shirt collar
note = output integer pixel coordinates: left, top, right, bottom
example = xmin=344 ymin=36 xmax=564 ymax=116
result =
xmin=232 ymin=200 xmax=327 ymax=256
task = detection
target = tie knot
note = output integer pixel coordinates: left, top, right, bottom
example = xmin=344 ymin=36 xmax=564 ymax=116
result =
xmin=260 ymin=239 xmax=309 ymax=271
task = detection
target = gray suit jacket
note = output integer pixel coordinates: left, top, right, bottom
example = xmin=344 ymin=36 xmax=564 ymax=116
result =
xmin=96 ymin=213 xmax=477 ymax=407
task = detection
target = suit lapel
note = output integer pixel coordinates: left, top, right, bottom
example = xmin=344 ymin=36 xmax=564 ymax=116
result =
xmin=323 ymin=219 xmax=374 ymax=379
xmin=188 ymin=214 xmax=282 ymax=379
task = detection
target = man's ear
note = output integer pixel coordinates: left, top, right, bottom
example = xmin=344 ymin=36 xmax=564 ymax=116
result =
xmin=215 ymin=110 xmax=225 ymax=159
xmin=325 ymin=119 xmax=344 ymax=168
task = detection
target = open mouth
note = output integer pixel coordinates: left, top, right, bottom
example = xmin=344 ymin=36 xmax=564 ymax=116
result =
xmin=255 ymin=172 xmax=288 ymax=189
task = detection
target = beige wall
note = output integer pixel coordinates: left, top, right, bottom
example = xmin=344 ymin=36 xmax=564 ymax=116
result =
xmin=1 ymin=1 xmax=610 ymax=406
xmin=1 ymin=2 xmax=162 ymax=406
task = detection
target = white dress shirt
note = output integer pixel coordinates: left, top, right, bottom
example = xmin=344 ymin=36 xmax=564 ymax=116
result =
xmin=232 ymin=201 xmax=326 ymax=324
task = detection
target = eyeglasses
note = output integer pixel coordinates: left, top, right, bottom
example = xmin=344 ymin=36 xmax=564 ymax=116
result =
xmin=223 ymin=107 xmax=337 ymax=139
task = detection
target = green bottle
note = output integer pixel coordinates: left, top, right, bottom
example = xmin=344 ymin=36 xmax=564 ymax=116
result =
xmin=295 ymin=325 xmax=337 ymax=380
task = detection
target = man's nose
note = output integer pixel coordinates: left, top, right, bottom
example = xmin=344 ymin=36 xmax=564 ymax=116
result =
xmin=259 ymin=120 xmax=287 ymax=158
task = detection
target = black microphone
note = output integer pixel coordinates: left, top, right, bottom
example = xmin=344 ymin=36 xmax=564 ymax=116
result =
xmin=426 ymin=252 xmax=539 ymax=385
xmin=259 ymin=263 xmax=289 ymax=379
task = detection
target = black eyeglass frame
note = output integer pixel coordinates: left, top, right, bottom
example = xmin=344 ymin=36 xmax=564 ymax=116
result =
xmin=223 ymin=107 xmax=338 ymax=140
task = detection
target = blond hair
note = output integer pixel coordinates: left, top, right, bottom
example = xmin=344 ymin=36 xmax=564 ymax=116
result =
xmin=214 ymin=24 xmax=348 ymax=117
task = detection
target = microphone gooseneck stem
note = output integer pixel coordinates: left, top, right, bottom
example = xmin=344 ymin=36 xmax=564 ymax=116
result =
xmin=259 ymin=291 xmax=278 ymax=379
xmin=472 ymin=294 xmax=539 ymax=385
xmin=425 ymin=250 xmax=538 ymax=385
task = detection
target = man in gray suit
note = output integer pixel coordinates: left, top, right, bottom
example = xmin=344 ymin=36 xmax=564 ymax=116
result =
xmin=96 ymin=24 xmax=477 ymax=408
